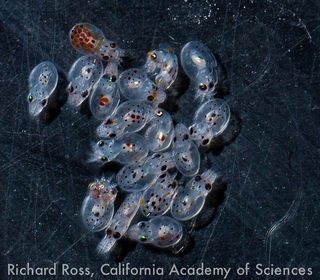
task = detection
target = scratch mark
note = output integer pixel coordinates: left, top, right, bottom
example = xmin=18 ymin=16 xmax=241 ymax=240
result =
xmin=264 ymin=186 xmax=303 ymax=278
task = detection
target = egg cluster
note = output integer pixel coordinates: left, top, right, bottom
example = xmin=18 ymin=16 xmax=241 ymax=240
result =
xmin=27 ymin=23 xmax=231 ymax=255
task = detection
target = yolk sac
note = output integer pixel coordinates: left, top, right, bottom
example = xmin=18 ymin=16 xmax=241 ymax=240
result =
xmin=28 ymin=61 xmax=58 ymax=117
xmin=89 ymin=77 xmax=120 ymax=120
xmin=127 ymin=216 xmax=183 ymax=248
xmin=96 ymin=101 xmax=154 ymax=139
xmin=172 ymin=123 xmax=200 ymax=177
xmin=118 ymin=68 xmax=166 ymax=105
xmin=180 ymin=41 xmax=218 ymax=100
xmin=144 ymin=108 xmax=174 ymax=152
xmin=69 ymin=23 xmax=105 ymax=55
xmin=140 ymin=172 xmax=178 ymax=218
xmin=144 ymin=44 xmax=178 ymax=89
xmin=97 ymin=192 xmax=142 ymax=255
xmin=171 ymin=169 xmax=218 ymax=221
xmin=81 ymin=177 xmax=118 ymax=232
xmin=67 ymin=55 xmax=103 ymax=107
xmin=190 ymin=98 xmax=231 ymax=146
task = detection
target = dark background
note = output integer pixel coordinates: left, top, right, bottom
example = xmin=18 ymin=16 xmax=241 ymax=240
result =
xmin=0 ymin=0 xmax=320 ymax=279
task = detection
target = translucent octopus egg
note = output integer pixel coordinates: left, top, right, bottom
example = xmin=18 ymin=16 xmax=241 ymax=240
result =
xmin=180 ymin=41 xmax=218 ymax=100
xmin=180 ymin=41 xmax=217 ymax=79
xmin=127 ymin=216 xmax=183 ymax=248
xmin=151 ymin=216 xmax=183 ymax=248
xmin=69 ymin=23 xmax=105 ymax=55
xmin=171 ymin=170 xmax=217 ymax=221
xmin=27 ymin=61 xmax=58 ymax=117
xmin=98 ymin=192 xmax=142 ymax=254
xmin=140 ymin=172 xmax=178 ymax=217
xmin=118 ymin=68 xmax=166 ymax=105
xmin=172 ymin=123 xmax=200 ymax=177
xmin=89 ymin=77 xmax=120 ymax=120
xmin=190 ymin=98 xmax=231 ymax=144
xmin=81 ymin=178 xmax=118 ymax=232
xmin=81 ymin=194 xmax=115 ymax=232
xmin=144 ymin=44 xmax=178 ymax=89
xmin=144 ymin=108 xmax=174 ymax=152
xmin=67 ymin=55 xmax=103 ymax=107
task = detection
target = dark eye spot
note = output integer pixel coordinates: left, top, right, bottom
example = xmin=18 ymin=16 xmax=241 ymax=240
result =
xmin=81 ymin=90 xmax=89 ymax=98
xmin=110 ymin=42 xmax=116 ymax=48
xmin=195 ymin=175 xmax=201 ymax=181
xmin=161 ymin=165 xmax=167 ymax=171
xmin=202 ymin=139 xmax=210 ymax=145
xmin=101 ymin=156 xmax=108 ymax=161
xmin=41 ymin=99 xmax=47 ymax=106
xmin=183 ymin=134 xmax=189 ymax=140
xmin=98 ymin=140 xmax=104 ymax=147
xmin=205 ymin=183 xmax=212 ymax=191
xmin=111 ymin=189 xmax=117 ymax=195
xmin=209 ymin=81 xmax=214 ymax=88
xmin=113 ymin=232 xmax=121 ymax=239
xmin=189 ymin=127 xmax=194 ymax=134
xmin=28 ymin=95 xmax=33 ymax=103
xmin=147 ymin=95 xmax=154 ymax=101
xmin=199 ymin=83 xmax=207 ymax=91
xmin=111 ymin=75 xmax=117 ymax=82
xmin=106 ymin=229 xmax=112 ymax=235
xmin=109 ymin=133 xmax=116 ymax=138
xmin=94 ymin=212 xmax=100 ymax=217
xmin=68 ymin=85 xmax=74 ymax=93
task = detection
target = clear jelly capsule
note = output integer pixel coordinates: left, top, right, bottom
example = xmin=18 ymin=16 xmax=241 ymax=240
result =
xmin=67 ymin=55 xmax=103 ymax=107
xmin=180 ymin=41 xmax=218 ymax=100
xmin=144 ymin=44 xmax=178 ymax=89
xmin=81 ymin=177 xmax=118 ymax=232
xmin=127 ymin=216 xmax=183 ymax=248
xmin=97 ymin=192 xmax=142 ymax=254
xmin=90 ymin=133 xmax=148 ymax=164
xmin=144 ymin=108 xmax=174 ymax=152
xmin=172 ymin=123 xmax=200 ymax=177
xmin=27 ymin=61 xmax=58 ymax=117
xmin=116 ymin=161 xmax=158 ymax=192
xmin=89 ymin=77 xmax=120 ymax=120
xmin=96 ymin=101 xmax=153 ymax=139
xmin=118 ymin=68 xmax=166 ymax=105
xmin=190 ymin=98 xmax=231 ymax=145
xmin=171 ymin=169 xmax=218 ymax=221
xmin=69 ymin=23 xmax=105 ymax=55
xmin=140 ymin=172 xmax=178 ymax=217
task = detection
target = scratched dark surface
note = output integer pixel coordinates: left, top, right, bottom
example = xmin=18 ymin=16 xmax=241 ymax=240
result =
xmin=1 ymin=0 xmax=320 ymax=279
